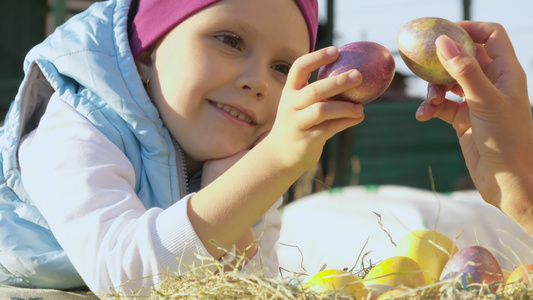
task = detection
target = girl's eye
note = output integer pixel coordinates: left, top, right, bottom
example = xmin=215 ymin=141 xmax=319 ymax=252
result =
xmin=272 ymin=63 xmax=291 ymax=76
xmin=216 ymin=33 xmax=242 ymax=50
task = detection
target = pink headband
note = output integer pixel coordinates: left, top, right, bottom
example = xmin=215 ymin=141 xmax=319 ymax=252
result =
xmin=129 ymin=0 xmax=318 ymax=58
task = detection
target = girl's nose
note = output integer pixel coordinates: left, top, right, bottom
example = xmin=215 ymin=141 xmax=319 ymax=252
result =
xmin=242 ymin=84 xmax=265 ymax=99
xmin=236 ymin=65 xmax=268 ymax=99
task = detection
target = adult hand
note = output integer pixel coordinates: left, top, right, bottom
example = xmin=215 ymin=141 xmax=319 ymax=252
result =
xmin=415 ymin=21 xmax=533 ymax=234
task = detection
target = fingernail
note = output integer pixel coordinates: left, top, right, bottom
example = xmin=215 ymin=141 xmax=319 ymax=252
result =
xmin=348 ymin=70 xmax=361 ymax=82
xmin=416 ymin=106 xmax=425 ymax=118
xmin=325 ymin=47 xmax=337 ymax=57
xmin=427 ymin=86 xmax=437 ymax=104
xmin=436 ymin=35 xmax=462 ymax=60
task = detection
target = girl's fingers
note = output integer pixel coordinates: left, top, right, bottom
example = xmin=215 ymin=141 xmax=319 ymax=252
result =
xmin=286 ymin=46 xmax=340 ymax=90
xmin=297 ymin=100 xmax=364 ymax=132
xmin=299 ymin=69 xmax=362 ymax=108
xmin=286 ymin=47 xmax=363 ymax=108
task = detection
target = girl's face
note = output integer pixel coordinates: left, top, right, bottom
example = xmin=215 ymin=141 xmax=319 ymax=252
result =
xmin=142 ymin=0 xmax=309 ymax=172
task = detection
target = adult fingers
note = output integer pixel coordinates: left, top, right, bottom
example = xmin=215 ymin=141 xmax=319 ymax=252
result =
xmin=451 ymin=21 xmax=526 ymax=99
xmin=456 ymin=21 xmax=518 ymax=62
xmin=416 ymin=96 xmax=458 ymax=124
xmin=435 ymin=35 xmax=497 ymax=107
xmin=473 ymin=43 xmax=492 ymax=73
xmin=417 ymin=98 xmax=472 ymax=137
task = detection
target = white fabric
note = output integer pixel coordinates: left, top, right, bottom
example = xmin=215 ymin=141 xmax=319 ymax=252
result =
xmin=18 ymin=94 xmax=281 ymax=297
xmin=277 ymin=185 xmax=533 ymax=278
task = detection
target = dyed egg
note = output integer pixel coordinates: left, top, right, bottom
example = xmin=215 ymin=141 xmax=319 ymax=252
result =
xmin=317 ymin=41 xmax=396 ymax=105
xmin=504 ymin=264 xmax=533 ymax=292
xmin=395 ymin=229 xmax=459 ymax=284
xmin=440 ymin=245 xmax=504 ymax=290
xmin=364 ymin=256 xmax=425 ymax=298
xmin=306 ymin=269 xmax=368 ymax=299
xmin=398 ymin=17 xmax=476 ymax=85
xmin=502 ymin=269 xmax=512 ymax=283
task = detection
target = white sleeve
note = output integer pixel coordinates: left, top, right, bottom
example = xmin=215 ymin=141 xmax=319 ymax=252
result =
xmin=243 ymin=197 xmax=282 ymax=277
xmin=18 ymin=93 xmax=215 ymax=296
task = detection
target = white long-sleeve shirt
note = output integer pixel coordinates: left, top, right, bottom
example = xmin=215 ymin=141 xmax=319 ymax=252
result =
xmin=18 ymin=94 xmax=282 ymax=297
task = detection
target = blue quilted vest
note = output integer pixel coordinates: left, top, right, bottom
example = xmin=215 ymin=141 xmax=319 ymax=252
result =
xmin=0 ymin=0 xmax=185 ymax=288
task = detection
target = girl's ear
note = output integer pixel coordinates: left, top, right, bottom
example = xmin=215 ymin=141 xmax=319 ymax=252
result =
xmin=135 ymin=49 xmax=154 ymax=84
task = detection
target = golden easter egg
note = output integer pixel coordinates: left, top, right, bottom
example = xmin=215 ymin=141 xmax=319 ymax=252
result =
xmin=395 ymin=229 xmax=459 ymax=284
xmin=398 ymin=17 xmax=476 ymax=85
xmin=307 ymin=269 xmax=368 ymax=299
xmin=364 ymin=256 xmax=425 ymax=298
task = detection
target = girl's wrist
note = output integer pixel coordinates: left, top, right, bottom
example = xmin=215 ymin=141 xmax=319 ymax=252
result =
xmin=257 ymin=134 xmax=316 ymax=177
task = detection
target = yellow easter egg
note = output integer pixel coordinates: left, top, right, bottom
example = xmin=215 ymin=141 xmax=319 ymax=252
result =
xmin=502 ymin=269 xmax=512 ymax=283
xmin=504 ymin=264 xmax=533 ymax=292
xmin=307 ymin=269 xmax=368 ymax=299
xmin=395 ymin=229 xmax=459 ymax=284
xmin=364 ymin=256 xmax=425 ymax=296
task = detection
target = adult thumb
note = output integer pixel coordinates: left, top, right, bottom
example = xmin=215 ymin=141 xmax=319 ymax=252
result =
xmin=435 ymin=35 xmax=495 ymax=103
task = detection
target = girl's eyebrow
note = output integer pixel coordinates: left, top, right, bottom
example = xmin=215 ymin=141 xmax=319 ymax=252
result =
xmin=282 ymin=48 xmax=303 ymax=65
xmin=220 ymin=18 xmax=305 ymax=63
xmin=212 ymin=16 xmax=258 ymax=37
xmin=237 ymin=21 xmax=259 ymax=37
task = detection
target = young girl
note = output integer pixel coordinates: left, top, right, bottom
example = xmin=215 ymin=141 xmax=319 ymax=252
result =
xmin=0 ymin=0 xmax=364 ymax=296
xmin=416 ymin=21 xmax=533 ymax=237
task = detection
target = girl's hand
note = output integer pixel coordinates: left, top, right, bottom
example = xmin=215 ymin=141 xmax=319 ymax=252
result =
xmin=264 ymin=46 xmax=365 ymax=174
xmin=415 ymin=21 xmax=533 ymax=233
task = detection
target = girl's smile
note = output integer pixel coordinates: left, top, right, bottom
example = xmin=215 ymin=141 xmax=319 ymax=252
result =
xmin=208 ymin=100 xmax=256 ymax=125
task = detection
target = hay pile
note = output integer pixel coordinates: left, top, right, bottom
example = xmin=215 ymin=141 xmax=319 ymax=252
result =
xmin=142 ymin=268 xmax=533 ymax=299
xmin=124 ymin=257 xmax=533 ymax=300
xmin=101 ymin=235 xmax=533 ymax=299
xmin=146 ymin=255 xmax=324 ymax=299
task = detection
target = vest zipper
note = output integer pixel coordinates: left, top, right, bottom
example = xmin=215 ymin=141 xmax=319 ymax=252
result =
xmin=172 ymin=136 xmax=189 ymax=199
